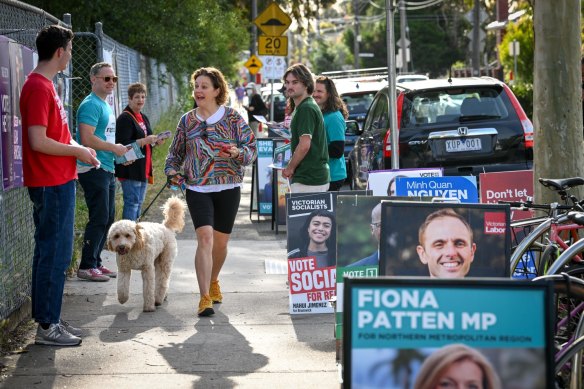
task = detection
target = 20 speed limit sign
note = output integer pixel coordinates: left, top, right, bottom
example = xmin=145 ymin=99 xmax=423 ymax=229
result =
xmin=258 ymin=36 xmax=288 ymax=56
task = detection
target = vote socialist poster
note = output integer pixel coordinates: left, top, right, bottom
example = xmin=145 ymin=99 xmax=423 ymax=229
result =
xmin=286 ymin=192 xmax=336 ymax=314
xmin=286 ymin=190 xmax=369 ymax=314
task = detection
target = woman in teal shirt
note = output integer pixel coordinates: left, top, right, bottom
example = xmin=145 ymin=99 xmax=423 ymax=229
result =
xmin=313 ymin=76 xmax=348 ymax=191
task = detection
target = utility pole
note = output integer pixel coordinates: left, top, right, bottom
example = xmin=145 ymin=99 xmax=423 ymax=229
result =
xmin=251 ymin=0 xmax=257 ymax=56
xmin=399 ymin=0 xmax=407 ymax=74
xmin=354 ymin=0 xmax=360 ymax=69
xmin=471 ymin=0 xmax=480 ymax=75
xmin=386 ymin=0 xmax=399 ymax=169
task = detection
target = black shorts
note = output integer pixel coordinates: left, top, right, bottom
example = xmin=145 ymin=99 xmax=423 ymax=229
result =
xmin=185 ymin=187 xmax=241 ymax=234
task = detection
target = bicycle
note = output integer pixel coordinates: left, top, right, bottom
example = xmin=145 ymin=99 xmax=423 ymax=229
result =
xmin=534 ymin=273 xmax=584 ymax=388
xmin=505 ymin=177 xmax=584 ymax=279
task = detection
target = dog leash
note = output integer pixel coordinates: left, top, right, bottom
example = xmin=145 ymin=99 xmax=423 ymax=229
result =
xmin=138 ymin=174 xmax=186 ymax=222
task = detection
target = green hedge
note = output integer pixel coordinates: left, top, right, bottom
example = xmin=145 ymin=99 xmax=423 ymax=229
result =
xmin=510 ymin=82 xmax=533 ymax=120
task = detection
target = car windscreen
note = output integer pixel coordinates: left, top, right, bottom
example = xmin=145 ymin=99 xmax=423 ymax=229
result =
xmin=400 ymin=87 xmax=514 ymax=128
xmin=342 ymin=92 xmax=377 ymax=116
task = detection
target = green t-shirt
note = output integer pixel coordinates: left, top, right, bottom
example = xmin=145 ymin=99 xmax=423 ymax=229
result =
xmin=290 ymin=97 xmax=329 ymax=185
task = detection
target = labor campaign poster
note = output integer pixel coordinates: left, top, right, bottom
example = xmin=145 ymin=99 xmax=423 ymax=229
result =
xmin=379 ymin=201 xmax=510 ymax=278
xmin=367 ymin=168 xmax=442 ymax=196
xmin=256 ymin=139 xmax=274 ymax=215
xmin=479 ymin=170 xmax=534 ymax=221
xmin=396 ymin=176 xmax=478 ymax=203
xmin=343 ymin=278 xmax=553 ymax=389
xmin=480 ymin=170 xmax=535 ymax=279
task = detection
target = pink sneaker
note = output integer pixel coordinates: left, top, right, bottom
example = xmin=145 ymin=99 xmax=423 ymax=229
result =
xmin=77 ymin=268 xmax=110 ymax=282
xmin=98 ymin=265 xmax=117 ymax=278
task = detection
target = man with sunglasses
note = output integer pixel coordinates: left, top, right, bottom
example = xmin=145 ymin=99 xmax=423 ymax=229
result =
xmin=76 ymin=62 xmax=128 ymax=282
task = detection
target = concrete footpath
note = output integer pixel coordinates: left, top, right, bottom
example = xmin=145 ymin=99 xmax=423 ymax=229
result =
xmin=0 ymin=169 xmax=340 ymax=388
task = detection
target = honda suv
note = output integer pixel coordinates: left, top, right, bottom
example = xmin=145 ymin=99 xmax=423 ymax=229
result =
xmin=348 ymin=77 xmax=534 ymax=189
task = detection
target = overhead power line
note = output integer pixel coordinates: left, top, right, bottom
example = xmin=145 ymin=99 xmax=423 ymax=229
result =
xmin=366 ymin=0 xmax=444 ymax=11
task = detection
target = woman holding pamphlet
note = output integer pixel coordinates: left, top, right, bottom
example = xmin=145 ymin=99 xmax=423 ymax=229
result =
xmin=165 ymin=67 xmax=257 ymax=317
xmin=115 ymin=82 xmax=168 ymax=221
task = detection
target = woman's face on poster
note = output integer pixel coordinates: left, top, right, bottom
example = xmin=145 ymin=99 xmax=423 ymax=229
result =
xmin=434 ymin=359 xmax=484 ymax=389
xmin=307 ymin=216 xmax=332 ymax=245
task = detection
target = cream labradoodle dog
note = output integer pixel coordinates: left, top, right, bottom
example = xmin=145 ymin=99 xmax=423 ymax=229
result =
xmin=106 ymin=196 xmax=186 ymax=312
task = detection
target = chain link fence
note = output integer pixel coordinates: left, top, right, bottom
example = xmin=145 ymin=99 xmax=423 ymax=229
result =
xmin=0 ymin=0 xmax=179 ymax=322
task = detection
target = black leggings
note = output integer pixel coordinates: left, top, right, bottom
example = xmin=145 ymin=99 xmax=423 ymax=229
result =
xmin=185 ymin=187 xmax=241 ymax=234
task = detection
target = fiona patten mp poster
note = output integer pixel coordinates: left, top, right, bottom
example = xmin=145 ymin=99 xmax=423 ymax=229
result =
xmin=342 ymin=278 xmax=553 ymax=389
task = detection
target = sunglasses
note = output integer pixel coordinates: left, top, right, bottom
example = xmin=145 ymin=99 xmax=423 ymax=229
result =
xmin=96 ymin=76 xmax=118 ymax=83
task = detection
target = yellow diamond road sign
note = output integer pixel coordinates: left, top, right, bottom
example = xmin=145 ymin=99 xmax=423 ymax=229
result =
xmin=254 ymin=2 xmax=292 ymax=37
xmin=244 ymin=55 xmax=263 ymax=75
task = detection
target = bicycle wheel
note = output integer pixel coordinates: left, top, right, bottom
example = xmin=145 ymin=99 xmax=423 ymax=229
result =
xmin=511 ymin=214 xmax=583 ymax=278
xmin=548 ymin=240 xmax=584 ymax=275
xmin=535 ymin=274 xmax=584 ymax=388
xmin=555 ymin=335 xmax=584 ymax=388
xmin=510 ymin=217 xmax=552 ymax=279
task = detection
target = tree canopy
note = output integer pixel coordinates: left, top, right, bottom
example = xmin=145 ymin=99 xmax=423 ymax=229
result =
xmin=28 ymin=0 xmax=249 ymax=78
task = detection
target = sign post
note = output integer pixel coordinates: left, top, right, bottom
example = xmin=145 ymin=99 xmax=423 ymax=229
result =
xmin=254 ymin=2 xmax=291 ymax=121
xmin=244 ymin=54 xmax=263 ymax=76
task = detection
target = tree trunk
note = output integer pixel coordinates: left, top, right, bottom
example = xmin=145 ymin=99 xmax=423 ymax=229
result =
xmin=533 ymin=0 xmax=583 ymax=203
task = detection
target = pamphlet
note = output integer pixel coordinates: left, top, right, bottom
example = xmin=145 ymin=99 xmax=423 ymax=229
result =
xmin=254 ymin=115 xmax=291 ymax=139
xmin=268 ymin=142 xmax=291 ymax=169
xmin=115 ymin=142 xmax=144 ymax=164
xmin=157 ymin=130 xmax=172 ymax=141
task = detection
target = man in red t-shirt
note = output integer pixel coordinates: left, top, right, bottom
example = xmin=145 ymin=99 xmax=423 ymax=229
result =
xmin=20 ymin=25 xmax=98 ymax=347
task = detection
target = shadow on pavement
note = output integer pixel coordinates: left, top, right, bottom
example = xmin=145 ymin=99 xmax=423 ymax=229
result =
xmin=157 ymin=310 xmax=268 ymax=388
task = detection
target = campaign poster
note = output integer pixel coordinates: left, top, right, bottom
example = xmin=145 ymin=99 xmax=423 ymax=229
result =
xmin=335 ymin=196 xmax=390 ymax=342
xmin=480 ymin=170 xmax=534 ymax=221
xmin=480 ymin=170 xmax=535 ymax=279
xmin=379 ymin=202 xmax=510 ymax=278
xmin=0 ymin=37 xmax=11 ymax=189
xmin=0 ymin=37 xmax=26 ymax=190
xmin=343 ymin=278 xmax=553 ymax=389
xmin=256 ymin=139 xmax=273 ymax=215
xmin=286 ymin=192 xmax=336 ymax=314
xmin=273 ymin=139 xmax=289 ymax=227
xmin=367 ymin=168 xmax=443 ymax=196
xmin=286 ymin=191 xmax=369 ymax=314
xmin=396 ymin=176 xmax=478 ymax=203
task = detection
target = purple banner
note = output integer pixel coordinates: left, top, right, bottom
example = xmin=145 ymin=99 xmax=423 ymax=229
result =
xmin=0 ymin=36 xmax=26 ymax=190
xmin=0 ymin=36 xmax=12 ymax=190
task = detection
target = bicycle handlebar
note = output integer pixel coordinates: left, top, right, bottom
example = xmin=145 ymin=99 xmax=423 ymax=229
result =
xmin=497 ymin=200 xmax=574 ymax=211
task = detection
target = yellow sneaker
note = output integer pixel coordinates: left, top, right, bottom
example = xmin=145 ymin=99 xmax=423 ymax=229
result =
xmin=210 ymin=280 xmax=223 ymax=303
xmin=197 ymin=294 xmax=214 ymax=316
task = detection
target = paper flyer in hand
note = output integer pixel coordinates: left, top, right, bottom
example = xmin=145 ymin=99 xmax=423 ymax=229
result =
xmin=115 ymin=142 xmax=144 ymax=164
xmin=156 ymin=130 xmax=172 ymax=141
xmin=268 ymin=142 xmax=291 ymax=169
